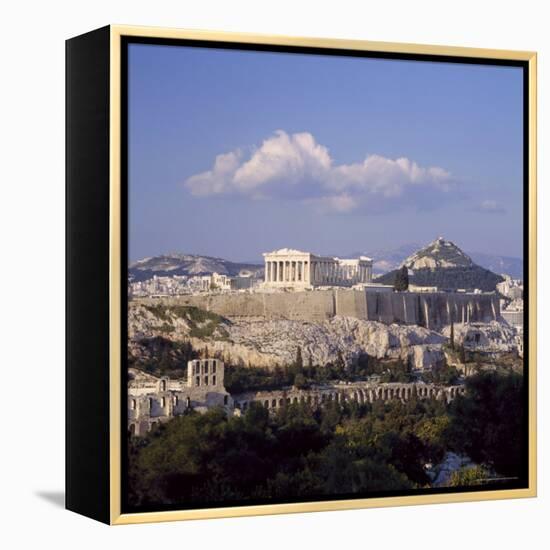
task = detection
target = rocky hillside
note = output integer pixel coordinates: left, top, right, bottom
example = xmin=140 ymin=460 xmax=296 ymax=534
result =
xmin=128 ymin=302 xmax=448 ymax=371
xmin=129 ymin=253 xmax=263 ymax=282
xmin=375 ymin=238 xmax=504 ymax=291
xmin=402 ymin=238 xmax=474 ymax=269
xmin=129 ymin=302 xmax=520 ymax=376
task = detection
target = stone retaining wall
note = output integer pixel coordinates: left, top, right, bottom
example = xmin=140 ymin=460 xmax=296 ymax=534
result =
xmin=136 ymin=289 xmax=499 ymax=330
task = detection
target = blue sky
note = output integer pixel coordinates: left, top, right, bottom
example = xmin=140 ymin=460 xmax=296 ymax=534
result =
xmin=128 ymin=43 xmax=524 ymax=263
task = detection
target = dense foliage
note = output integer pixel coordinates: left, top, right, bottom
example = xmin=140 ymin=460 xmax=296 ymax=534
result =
xmin=445 ymin=371 xmax=525 ymax=478
xmin=224 ymin=352 xmax=416 ymax=394
xmin=143 ymin=304 xmax=229 ymax=339
xmin=128 ymin=337 xmax=198 ymax=378
xmin=127 ymin=370 xmax=525 ymax=507
xmin=393 ymin=265 xmax=410 ymax=291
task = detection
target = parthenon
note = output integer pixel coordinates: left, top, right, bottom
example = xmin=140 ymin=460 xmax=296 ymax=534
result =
xmin=263 ymin=248 xmax=373 ymax=289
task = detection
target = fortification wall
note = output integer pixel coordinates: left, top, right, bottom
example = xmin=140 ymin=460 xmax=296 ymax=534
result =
xmin=138 ymin=289 xmax=499 ymax=330
xmin=263 ymin=291 xmax=335 ymax=321
xmin=363 ymin=291 xmax=499 ymax=330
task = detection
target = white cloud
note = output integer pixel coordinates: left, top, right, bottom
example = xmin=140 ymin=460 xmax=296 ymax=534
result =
xmin=475 ymin=200 xmax=505 ymax=214
xmin=185 ymin=150 xmax=243 ymax=197
xmin=184 ymin=130 xmax=459 ymax=212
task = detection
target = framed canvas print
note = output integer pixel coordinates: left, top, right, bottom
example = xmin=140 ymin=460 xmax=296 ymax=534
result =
xmin=66 ymin=25 xmax=537 ymax=525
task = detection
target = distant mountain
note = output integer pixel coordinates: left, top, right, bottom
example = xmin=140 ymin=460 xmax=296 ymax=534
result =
xmin=349 ymin=243 xmax=420 ymax=275
xmin=374 ymin=238 xmax=504 ymax=292
xmin=129 ymin=253 xmax=263 ymax=282
xmin=468 ymin=252 xmax=523 ymax=280
xmin=350 ymin=241 xmax=523 ymax=279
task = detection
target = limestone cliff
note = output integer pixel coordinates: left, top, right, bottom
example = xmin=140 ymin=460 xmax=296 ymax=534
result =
xmin=129 ymin=303 xmax=447 ymax=370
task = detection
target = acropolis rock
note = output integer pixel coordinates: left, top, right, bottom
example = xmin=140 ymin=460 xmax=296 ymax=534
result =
xmin=129 ymin=302 xmax=448 ymax=370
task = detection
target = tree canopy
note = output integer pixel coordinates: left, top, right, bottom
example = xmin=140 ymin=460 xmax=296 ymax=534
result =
xmin=393 ymin=265 xmax=410 ymax=291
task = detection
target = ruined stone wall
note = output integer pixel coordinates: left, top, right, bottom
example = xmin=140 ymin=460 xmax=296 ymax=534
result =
xmin=128 ymin=379 xmax=465 ymax=436
xmin=233 ymin=381 xmax=465 ymax=412
xmin=137 ymin=289 xmax=499 ymax=330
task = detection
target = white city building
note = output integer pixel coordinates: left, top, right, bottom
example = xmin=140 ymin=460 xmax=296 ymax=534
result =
xmin=501 ymin=298 xmax=524 ymax=331
xmin=263 ymin=248 xmax=373 ymax=289
xmin=497 ymin=275 xmax=523 ymax=300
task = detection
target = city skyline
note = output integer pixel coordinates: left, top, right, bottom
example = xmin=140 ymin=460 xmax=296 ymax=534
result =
xmin=128 ymin=43 xmax=524 ymax=263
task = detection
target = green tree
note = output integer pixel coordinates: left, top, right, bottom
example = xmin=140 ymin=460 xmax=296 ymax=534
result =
xmin=449 ymin=465 xmax=491 ymax=487
xmin=444 ymin=372 xmax=524 ymax=478
xmin=459 ymin=344 xmax=467 ymax=364
xmin=393 ymin=265 xmax=409 ymax=291
xmin=294 ymin=346 xmax=304 ymax=370
xmin=294 ymin=372 xmax=307 ymax=389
